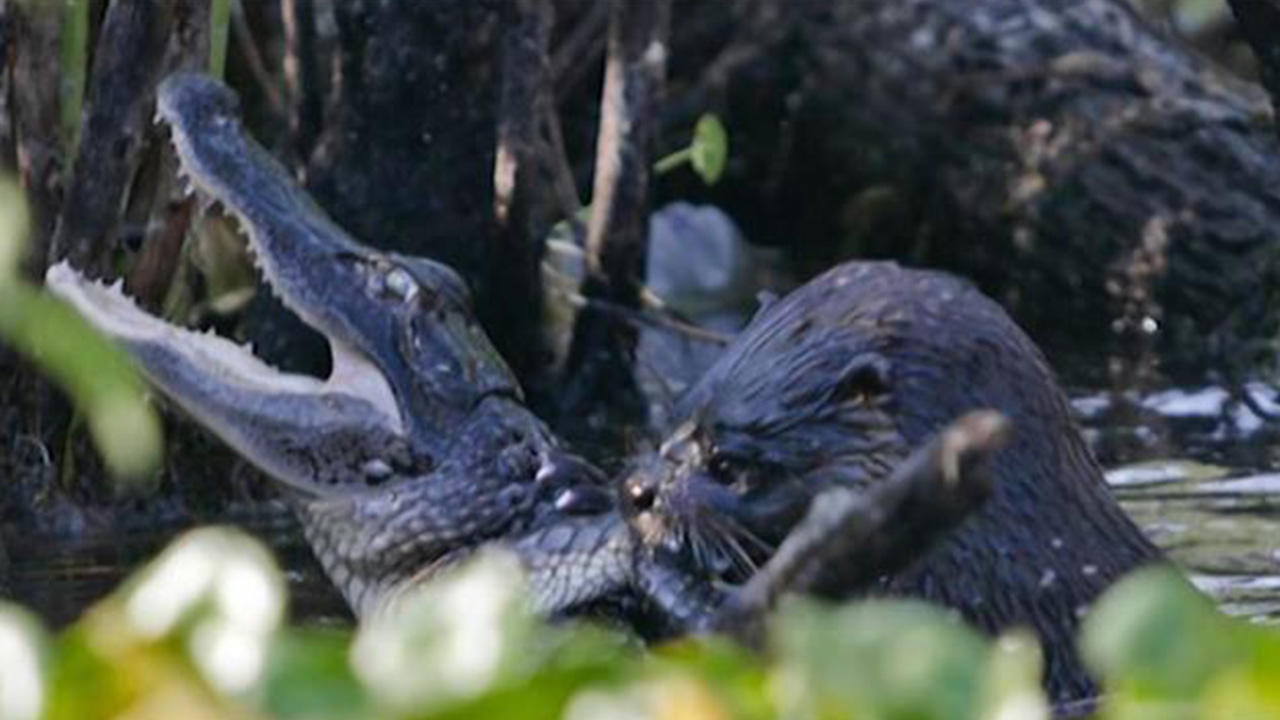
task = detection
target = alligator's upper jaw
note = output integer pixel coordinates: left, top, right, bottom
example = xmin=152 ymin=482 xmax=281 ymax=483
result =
xmin=156 ymin=73 xmax=390 ymax=381
xmin=42 ymin=72 xmax=519 ymax=493
xmin=155 ymin=72 xmax=518 ymax=439
xmin=45 ymin=262 xmax=409 ymax=496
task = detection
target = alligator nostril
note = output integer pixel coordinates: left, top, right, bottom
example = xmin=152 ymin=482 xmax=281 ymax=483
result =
xmin=627 ymin=478 xmax=657 ymax=512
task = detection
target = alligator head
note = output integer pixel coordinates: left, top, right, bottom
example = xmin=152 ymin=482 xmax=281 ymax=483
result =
xmin=46 ymin=72 xmax=629 ymax=618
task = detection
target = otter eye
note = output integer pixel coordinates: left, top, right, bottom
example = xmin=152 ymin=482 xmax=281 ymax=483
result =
xmin=840 ymin=353 xmax=891 ymax=403
xmin=707 ymin=454 xmax=737 ymax=485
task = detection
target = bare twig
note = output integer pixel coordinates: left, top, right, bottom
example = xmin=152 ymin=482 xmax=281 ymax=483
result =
xmin=540 ymin=100 xmax=582 ymax=218
xmin=557 ymin=289 xmax=731 ymax=346
xmin=561 ymin=0 xmax=671 ymax=415
xmin=8 ymin=2 xmax=62 ymax=274
xmin=281 ymin=0 xmax=319 ymax=162
xmin=551 ymin=0 xmax=608 ymax=99
xmin=229 ymin=0 xmax=283 ymax=120
xmin=582 ymin=0 xmax=669 ymax=284
xmin=126 ymin=0 xmax=210 ymax=311
xmin=50 ymin=1 xmax=172 ymax=276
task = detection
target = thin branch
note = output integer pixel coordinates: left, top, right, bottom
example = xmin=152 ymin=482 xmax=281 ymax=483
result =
xmin=280 ymin=0 xmax=318 ymax=162
xmin=560 ymin=0 xmax=671 ymax=415
xmin=556 ymin=288 xmax=731 ymax=346
xmin=540 ymin=98 xmax=582 ymax=219
xmin=9 ymin=2 xmax=62 ymax=274
xmin=231 ymin=0 xmax=284 ymax=120
xmin=49 ymin=1 xmax=172 ymax=275
xmin=551 ymin=0 xmax=608 ymax=99
xmin=125 ymin=0 xmax=210 ymax=311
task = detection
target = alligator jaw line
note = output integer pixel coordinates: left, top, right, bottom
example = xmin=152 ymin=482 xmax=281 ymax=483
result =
xmin=43 ymin=71 xmax=441 ymax=495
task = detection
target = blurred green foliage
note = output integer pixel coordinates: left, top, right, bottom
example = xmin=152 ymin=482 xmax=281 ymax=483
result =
xmin=6 ymin=528 xmax=1280 ymax=720
xmin=0 ymin=179 xmax=162 ymax=480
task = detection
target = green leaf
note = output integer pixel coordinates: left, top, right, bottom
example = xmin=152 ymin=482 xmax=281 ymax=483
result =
xmin=691 ymin=114 xmax=728 ymax=185
xmin=0 ymin=284 xmax=163 ymax=480
xmin=260 ymin=629 xmax=367 ymax=720
xmin=771 ymin=598 xmax=1000 ymax=720
xmin=0 ymin=178 xmax=162 ymax=480
xmin=0 ymin=181 xmax=28 ymax=278
xmin=1082 ymin=567 xmax=1237 ymax=702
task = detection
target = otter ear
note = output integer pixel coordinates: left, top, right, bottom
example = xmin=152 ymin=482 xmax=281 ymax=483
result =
xmin=838 ymin=353 xmax=891 ymax=399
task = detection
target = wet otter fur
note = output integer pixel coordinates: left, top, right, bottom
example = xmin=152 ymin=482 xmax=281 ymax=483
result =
xmin=623 ymin=261 xmax=1163 ymax=701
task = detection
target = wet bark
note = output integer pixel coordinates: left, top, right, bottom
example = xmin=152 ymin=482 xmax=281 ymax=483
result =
xmin=666 ymin=0 xmax=1280 ymax=378
xmin=490 ymin=0 xmax=557 ymax=381
xmin=1227 ymin=0 xmax=1280 ymax=141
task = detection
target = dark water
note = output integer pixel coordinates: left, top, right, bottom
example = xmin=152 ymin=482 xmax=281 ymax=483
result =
xmin=3 ymin=502 xmax=349 ymax=627
xmin=5 ymin=382 xmax=1280 ymax=628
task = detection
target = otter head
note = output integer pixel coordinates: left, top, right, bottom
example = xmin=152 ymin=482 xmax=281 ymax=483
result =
xmin=623 ymin=295 xmax=909 ymax=584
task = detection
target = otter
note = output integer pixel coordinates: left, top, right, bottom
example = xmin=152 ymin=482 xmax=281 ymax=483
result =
xmin=622 ymin=261 xmax=1164 ymax=702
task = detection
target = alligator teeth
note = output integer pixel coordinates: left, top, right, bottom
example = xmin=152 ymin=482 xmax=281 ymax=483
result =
xmin=196 ymin=195 xmax=215 ymax=218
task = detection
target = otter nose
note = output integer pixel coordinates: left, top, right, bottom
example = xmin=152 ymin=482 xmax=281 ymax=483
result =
xmin=625 ymin=475 xmax=658 ymax=512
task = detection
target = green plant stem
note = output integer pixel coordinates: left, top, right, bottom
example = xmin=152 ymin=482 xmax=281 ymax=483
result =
xmin=210 ymin=0 xmax=232 ymax=79
xmin=58 ymin=0 xmax=90 ymax=158
xmin=654 ymin=147 xmax=693 ymax=175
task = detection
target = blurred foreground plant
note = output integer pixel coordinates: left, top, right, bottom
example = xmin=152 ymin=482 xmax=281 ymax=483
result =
xmin=1083 ymin=567 xmax=1280 ymax=719
xmin=0 ymin=178 xmax=162 ymax=481
xmin=5 ymin=527 xmax=1280 ymax=720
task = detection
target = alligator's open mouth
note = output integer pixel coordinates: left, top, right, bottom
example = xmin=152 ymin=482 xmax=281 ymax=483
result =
xmin=45 ymin=72 xmax=520 ymax=494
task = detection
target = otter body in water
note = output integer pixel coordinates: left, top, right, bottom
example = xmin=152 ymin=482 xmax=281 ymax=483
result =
xmin=624 ymin=261 xmax=1163 ymax=701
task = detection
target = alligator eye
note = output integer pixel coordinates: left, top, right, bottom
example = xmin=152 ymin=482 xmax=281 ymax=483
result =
xmin=707 ymin=454 xmax=736 ymax=485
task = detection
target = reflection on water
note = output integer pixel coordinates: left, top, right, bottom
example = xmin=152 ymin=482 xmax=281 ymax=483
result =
xmin=1077 ymin=385 xmax=1280 ymax=622
xmin=3 ymin=502 xmax=349 ymax=628
xmin=5 ymin=383 xmax=1280 ymax=629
